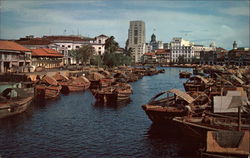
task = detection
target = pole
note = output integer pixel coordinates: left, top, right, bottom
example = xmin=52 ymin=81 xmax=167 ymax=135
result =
xmin=238 ymin=106 xmax=241 ymax=131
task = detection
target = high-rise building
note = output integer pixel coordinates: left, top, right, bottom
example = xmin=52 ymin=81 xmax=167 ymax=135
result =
xmin=127 ymin=21 xmax=145 ymax=63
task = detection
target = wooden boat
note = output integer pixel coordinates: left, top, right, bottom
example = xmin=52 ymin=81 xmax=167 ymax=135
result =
xmin=173 ymin=91 xmax=250 ymax=139
xmin=200 ymin=131 xmax=249 ymax=158
xmin=142 ymin=89 xmax=210 ymax=124
xmin=0 ymin=88 xmax=33 ymax=119
xmin=53 ymin=72 xmax=90 ymax=92
xmin=60 ymin=76 xmax=90 ymax=92
xmin=85 ymin=72 xmax=105 ymax=89
xmin=92 ymin=82 xmax=132 ymax=104
xmin=183 ymin=75 xmax=212 ymax=92
xmin=179 ymin=71 xmax=191 ymax=78
xmin=35 ymin=75 xmax=61 ymax=100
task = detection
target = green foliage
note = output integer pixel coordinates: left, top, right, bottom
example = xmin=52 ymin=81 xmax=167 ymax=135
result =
xmin=103 ymin=53 xmax=132 ymax=67
xmin=69 ymin=44 xmax=95 ymax=65
xmin=105 ymin=36 xmax=119 ymax=54
xmin=90 ymin=55 xmax=103 ymax=66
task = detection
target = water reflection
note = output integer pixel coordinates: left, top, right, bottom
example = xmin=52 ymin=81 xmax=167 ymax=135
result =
xmin=145 ymin=123 xmax=201 ymax=158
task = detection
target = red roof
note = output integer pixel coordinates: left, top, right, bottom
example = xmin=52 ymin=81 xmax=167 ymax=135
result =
xmin=155 ymin=49 xmax=170 ymax=55
xmin=16 ymin=38 xmax=51 ymax=45
xmin=0 ymin=40 xmax=31 ymax=52
xmin=31 ymin=48 xmax=63 ymax=57
xmin=144 ymin=53 xmax=155 ymax=56
xmin=43 ymin=35 xmax=94 ymax=41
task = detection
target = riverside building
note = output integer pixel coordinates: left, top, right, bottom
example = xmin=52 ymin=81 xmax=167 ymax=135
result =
xmin=127 ymin=20 xmax=146 ymax=63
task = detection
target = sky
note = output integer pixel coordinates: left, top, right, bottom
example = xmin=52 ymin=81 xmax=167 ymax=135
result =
xmin=0 ymin=0 xmax=249 ymax=49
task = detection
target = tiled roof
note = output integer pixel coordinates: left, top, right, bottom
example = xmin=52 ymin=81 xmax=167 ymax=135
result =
xmin=31 ymin=48 xmax=64 ymax=57
xmin=155 ymin=49 xmax=170 ymax=54
xmin=16 ymin=38 xmax=51 ymax=45
xmin=43 ymin=35 xmax=94 ymax=41
xmin=0 ymin=40 xmax=31 ymax=52
xmin=96 ymin=34 xmax=108 ymax=38
xmin=144 ymin=53 xmax=155 ymax=56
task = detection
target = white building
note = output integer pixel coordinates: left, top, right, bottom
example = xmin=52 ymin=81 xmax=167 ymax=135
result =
xmin=170 ymin=37 xmax=194 ymax=63
xmin=127 ymin=20 xmax=146 ymax=63
xmin=92 ymin=34 xmax=109 ymax=55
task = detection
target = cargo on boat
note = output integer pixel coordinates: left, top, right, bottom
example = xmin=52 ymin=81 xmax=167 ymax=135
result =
xmin=0 ymin=88 xmax=33 ymax=119
xmin=53 ymin=73 xmax=90 ymax=93
xmin=35 ymin=75 xmax=61 ymax=99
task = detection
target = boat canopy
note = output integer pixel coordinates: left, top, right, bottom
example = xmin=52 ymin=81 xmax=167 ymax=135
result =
xmin=169 ymin=89 xmax=195 ymax=104
xmin=191 ymin=75 xmax=209 ymax=84
xmin=231 ymin=75 xmax=244 ymax=85
xmin=42 ymin=75 xmax=58 ymax=86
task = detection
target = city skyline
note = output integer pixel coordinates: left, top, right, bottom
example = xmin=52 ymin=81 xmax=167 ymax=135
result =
xmin=0 ymin=0 xmax=249 ymax=49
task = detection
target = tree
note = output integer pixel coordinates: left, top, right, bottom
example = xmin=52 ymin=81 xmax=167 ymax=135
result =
xmin=105 ymin=36 xmax=119 ymax=54
xmin=124 ymin=47 xmax=133 ymax=57
xmin=69 ymin=44 xmax=95 ymax=65
xmin=103 ymin=53 xmax=132 ymax=67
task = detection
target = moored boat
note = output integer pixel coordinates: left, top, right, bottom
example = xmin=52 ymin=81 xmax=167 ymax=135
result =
xmin=35 ymin=75 xmax=61 ymax=99
xmin=0 ymin=88 xmax=33 ymax=119
xmin=142 ymin=89 xmax=210 ymax=124
xmin=179 ymin=71 xmax=191 ymax=78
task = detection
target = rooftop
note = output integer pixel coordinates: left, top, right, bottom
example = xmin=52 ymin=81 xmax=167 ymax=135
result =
xmin=0 ymin=40 xmax=31 ymax=52
xmin=31 ymin=48 xmax=64 ymax=57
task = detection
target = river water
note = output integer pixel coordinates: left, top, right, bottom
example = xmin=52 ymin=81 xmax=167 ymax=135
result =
xmin=0 ymin=67 xmax=201 ymax=158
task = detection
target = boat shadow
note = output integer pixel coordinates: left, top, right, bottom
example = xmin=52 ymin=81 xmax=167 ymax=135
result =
xmin=92 ymin=99 xmax=131 ymax=109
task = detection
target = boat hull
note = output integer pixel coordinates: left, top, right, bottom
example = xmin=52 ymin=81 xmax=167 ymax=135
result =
xmin=0 ymin=96 xmax=33 ymax=119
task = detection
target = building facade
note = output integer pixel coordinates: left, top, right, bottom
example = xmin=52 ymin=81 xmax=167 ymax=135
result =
xmin=127 ymin=21 xmax=146 ymax=63
xmin=0 ymin=41 xmax=31 ymax=73
xmin=31 ymin=48 xmax=64 ymax=69
xmin=149 ymin=34 xmax=163 ymax=51
xmin=169 ymin=37 xmax=194 ymax=63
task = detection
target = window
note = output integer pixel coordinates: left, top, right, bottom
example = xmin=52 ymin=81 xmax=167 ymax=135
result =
xmin=134 ymin=37 xmax=138 ymax=44
xmin=99 ymin=47 xmax=101 ymax=49
xmin=62 ymin=45 xmax=65 ymax=47
xmin=62 ymin=50 xmax=64 ymax=55
xmin=98 ymin=40 xmax=101 ymax=44
xmin=68 ymin=45 xmax=71 ymax=48
xmin=76 ymin=46 xmax=80 ymax=49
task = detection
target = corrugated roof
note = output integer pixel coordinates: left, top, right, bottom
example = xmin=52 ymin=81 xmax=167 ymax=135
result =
xmin=31 ymin=48 xmax=63 ymax=57
xmin=169 ymin=89 xmax=194 ymax=104
xmin=0 ymin=41 xmax=31 ymax=52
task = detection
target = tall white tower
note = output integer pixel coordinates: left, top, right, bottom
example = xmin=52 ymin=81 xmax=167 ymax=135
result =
xmin=127 ymin=21 xmax=145 ymax=63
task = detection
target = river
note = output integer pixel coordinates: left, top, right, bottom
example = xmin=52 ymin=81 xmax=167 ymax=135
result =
xmin=0 ymin=67 xmax=201 ymax=158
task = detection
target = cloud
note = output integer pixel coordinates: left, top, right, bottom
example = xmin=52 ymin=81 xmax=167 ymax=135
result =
xmin=220 ymin=6 xmax=249 ymax=16
xmin=0 ymin=0 xmax=249 ymax=49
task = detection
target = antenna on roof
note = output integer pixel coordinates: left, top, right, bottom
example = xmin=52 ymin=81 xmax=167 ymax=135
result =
xmin=77 ymin=28 xmax=79 ymax=36
xmin=63 ymin=29 xmax=66 ymax=35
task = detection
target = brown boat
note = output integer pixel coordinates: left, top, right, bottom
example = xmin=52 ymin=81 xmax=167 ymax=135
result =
xmin=35 ymin=75 xmax=61 ymax=99
xmin=0 ymin=88 xmax=33 ymax=119
xmin=92 ymin=82 xmax=132 ymax=104
xmin=179 ymin=71 xmax=191 ymax=78
xmin=201 ymin=131 xmax=250 ymax=158
xmin=173 ymin=92 xmax=250 ymax=139
xmin=142 ymin=89 xmax=210 ymax=124
xmin=85 ymin=72 xmax=105 ymax=89
xmin=183 ymin=75 xmax=213 ymax=92
xmin=59 ymin=76 xmax=90 ymax=93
